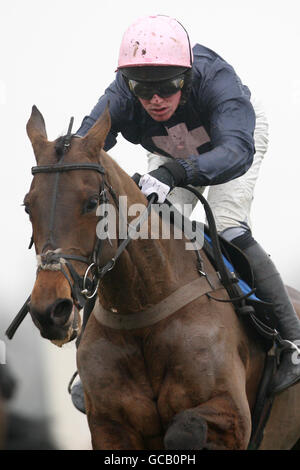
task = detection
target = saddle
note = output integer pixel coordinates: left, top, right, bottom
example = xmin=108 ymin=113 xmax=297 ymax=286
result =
xmin=162 ymin=200 xmax=277 ymax=348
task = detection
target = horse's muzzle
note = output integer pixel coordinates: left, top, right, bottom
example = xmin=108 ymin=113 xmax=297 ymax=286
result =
xmin=29 ymin=298 xmax=80 ymax=344
xmin=50 ymin=298 xmax=74 ymax=326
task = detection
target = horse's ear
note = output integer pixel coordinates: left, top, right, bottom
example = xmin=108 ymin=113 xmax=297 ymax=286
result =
xmin=26 ymin=106 xmax=48 ymax=157
xmin=81 ymin=103 xmax=111 ymax=155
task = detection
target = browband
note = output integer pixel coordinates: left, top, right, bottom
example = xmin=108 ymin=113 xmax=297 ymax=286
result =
xmin=32 ymin=163 xmax=105 ymax=175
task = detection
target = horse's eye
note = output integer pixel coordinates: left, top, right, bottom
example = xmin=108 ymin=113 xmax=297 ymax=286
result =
xmin=85 ymin=197 xmax=99 ymax=213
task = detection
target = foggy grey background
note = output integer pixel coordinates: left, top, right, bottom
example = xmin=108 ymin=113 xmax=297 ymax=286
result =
xmin=0 ymin=0 xmax=299 ymax=449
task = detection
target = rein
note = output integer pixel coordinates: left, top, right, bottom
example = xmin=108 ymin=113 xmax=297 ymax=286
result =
xmin=5 ymin=117 xmax=268 ymax=341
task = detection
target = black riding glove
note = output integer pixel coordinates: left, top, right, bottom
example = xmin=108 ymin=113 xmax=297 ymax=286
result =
xmin=150 ymin=160 xmax=187 ymax=187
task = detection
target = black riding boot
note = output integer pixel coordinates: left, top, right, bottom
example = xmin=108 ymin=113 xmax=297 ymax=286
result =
xmin=231 ymin=232 xmax=300 ymax=395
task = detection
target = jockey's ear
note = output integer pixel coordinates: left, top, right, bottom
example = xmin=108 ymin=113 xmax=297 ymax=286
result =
xmin=26 ymin=105 xmax=49 ymax=158
xmin=80 ymin=103 xmax=111 ymax=156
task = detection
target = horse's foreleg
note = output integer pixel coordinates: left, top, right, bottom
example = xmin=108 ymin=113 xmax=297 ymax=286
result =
xmin=84 ymin=391 xmax=145 ymax=450
xmin=164 ymin=392 xmax=251 ymax=450
xmin=88 ymin=417 xmax=145 ymax=450
xmin=84 ymin=390 xmax=163 ymax=450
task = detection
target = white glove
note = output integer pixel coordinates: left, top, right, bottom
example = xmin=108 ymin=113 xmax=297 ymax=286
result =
xmin=139 ymin=174 xmax=171 ymax=203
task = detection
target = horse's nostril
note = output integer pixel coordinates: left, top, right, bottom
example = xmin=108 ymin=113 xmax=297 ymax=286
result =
xmin=51 ymin=298 xmax=73 ymax=326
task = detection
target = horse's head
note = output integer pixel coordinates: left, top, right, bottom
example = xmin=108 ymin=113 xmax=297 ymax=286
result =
xmin=25 ymin=105 xmax=115 ymax=346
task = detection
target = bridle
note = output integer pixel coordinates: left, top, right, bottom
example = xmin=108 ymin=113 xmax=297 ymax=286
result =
xmin=30 ymin=117 xmax=156 ymax=313
xmin=32 ymin=160 xmax=112 ymax=310
xmin=29 ymin=118 xmax=106 ymax=309
xmin=6 ymin=117 xmax=155 ymax=340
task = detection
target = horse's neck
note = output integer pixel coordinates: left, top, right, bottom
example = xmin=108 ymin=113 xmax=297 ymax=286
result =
xmin=97 ymin=153 xmax=196 ymax=313
xmin=98 ymin=238 xmax=182 ymax=313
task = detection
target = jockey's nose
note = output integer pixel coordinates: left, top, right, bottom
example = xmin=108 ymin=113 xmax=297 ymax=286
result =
xmin=150 ymin=94 xmax=164 ymax=103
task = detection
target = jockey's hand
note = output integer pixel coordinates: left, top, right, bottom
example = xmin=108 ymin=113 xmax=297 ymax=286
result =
xmin=132 ymin=160 xmax=187 ymax=203
xmin=139 ymin=172 xmax=171 ymax=203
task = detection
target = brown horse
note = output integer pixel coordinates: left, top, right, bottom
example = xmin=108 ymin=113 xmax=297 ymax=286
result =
xmin=24 ymin=105 xmax=300 ymax=450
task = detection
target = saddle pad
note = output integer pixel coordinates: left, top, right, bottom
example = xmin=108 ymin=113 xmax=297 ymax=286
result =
xmin=204 ymin=233 xmax=260 ymax=302
xmin=203 ymin=230 xmax=277 ymax=349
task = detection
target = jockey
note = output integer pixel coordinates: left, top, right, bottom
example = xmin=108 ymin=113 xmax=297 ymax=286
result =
xmin=75 ymin=15 xmax=300 ymax=397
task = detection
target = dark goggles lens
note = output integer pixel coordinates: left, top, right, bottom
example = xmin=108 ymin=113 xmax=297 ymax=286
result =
xmin=128 ymin=77 xmax=184 ymax=100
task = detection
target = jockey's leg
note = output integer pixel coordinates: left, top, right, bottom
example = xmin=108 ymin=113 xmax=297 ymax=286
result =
xmin=208 ymin=98 xmax=300 ymax=395
xmin=227 ymin=232 xmax=300 ymax=394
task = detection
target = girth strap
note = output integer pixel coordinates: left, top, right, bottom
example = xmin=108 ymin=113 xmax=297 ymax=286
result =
xmin=93 ymin=273 xmax=222 ymax=330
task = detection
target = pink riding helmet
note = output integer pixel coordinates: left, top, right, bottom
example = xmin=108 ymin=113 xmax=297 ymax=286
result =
xmin=117 ymin=15 xmax=193 ymax=70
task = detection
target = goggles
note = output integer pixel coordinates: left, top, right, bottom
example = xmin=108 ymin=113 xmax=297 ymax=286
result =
xmin=128 ymin=76 xmax=184 ymax=100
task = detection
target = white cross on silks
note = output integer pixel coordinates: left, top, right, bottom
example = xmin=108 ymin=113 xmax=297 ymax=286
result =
xmin=152 ymin=123 xmax=211 ymax=159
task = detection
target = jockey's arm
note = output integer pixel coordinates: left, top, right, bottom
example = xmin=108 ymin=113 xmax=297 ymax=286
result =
xmin=76 ymin=62 xmax=256 ymax=192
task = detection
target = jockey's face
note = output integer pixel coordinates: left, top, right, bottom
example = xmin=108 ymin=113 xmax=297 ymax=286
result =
xmin=138 ymin=91 xmax=182 ymax=122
